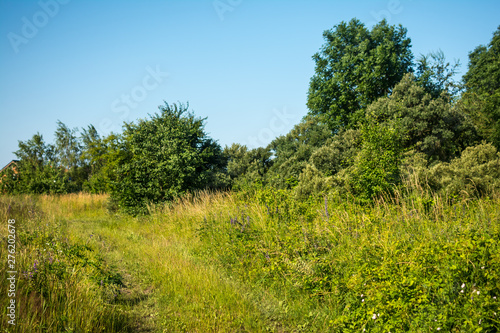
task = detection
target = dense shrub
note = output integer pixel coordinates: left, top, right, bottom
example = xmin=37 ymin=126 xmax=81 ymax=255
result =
xmin=367 ymin=73 xmax=478 ymax=163
xmin=309 ymin=129 xmax=361 ymax=177
xmin=293 ymin=164 xmax=333 ymax=199
xmin=423 ymin=142 xmax=500 ymax=197
xmin=266 ymin=115 xmax=332 ymax=189
xmin=338 ymin=123 xmax=404 ymax=200
xmin=112 ymin=102 xmax=228 ymax=215
xmin=224 ymin=144 xmax=272 ymax=190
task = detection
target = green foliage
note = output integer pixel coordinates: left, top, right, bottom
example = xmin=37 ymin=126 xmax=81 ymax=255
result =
xmin=1 ymin=123 xmax=121 ymax=195
xmin=54 ymin=120 xmax=81 ymax=170
xmin=309 ymin=129 xmax=361 ymax=177
xmin=224 ymin=143 xmax=272 ymax=190
xmin=368 ymin=73 xmax=478 ymax=162
xmin=415 ymin=50 xmax=462 ymax=99
xmin=307 ymin=19 xmax=413 ymax=131
xmin=112 ymin=102 xmax=227 ymax=215
xmin=293 ymin=164 xmax=333 ymax=200
xmin=344 ymin=122 xmax=404 ymax=200
xmin=266 ymin=115 xmax=332 ymax=189
xmin=422 ymin=142 xmax=500 ymax=197
xmin=462 ymin=26 xmax=500 ymax=149
xmin=0 ymin=134 xmax=74 ymax=194
xmin=82 ymin=133 xmax=126 ymax=194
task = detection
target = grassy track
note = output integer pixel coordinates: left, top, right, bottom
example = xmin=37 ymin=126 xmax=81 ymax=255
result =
xmin=1 ymin=194 xmax=280 ymax=332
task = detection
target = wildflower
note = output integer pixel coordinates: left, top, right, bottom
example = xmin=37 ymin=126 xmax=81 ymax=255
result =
xmin=494 ymin=296 xmax=497 ymax=299
xmin=461 ymin=283 xmax=465 ymax=288
xmin=481 ymin=266 xmax=485 ymax=269
xmin=437 ymin=328 xmax=441 ymax=331
xmin=477 ymin=291 xmax=480 ymax=295
xmin=461 ymin=290 xmax=464 ymax=293
xmin=362 ymin=299 xmax=364 ymax=302
xmin=361 ymin=294 xmax=364 ymax=297
xmin=372 ymin=313 xmax=377 ymax=320
xmin=479 ymin=319 xmax=482 ymax=325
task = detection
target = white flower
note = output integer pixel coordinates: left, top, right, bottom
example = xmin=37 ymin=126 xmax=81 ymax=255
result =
xmin=477 ymin=291 xmax=480 ymax=295
xmin=437 ymin=328 xmax=441 ymax=331
xmin=362 ymin=299 xmax=364 ymax=302
xmin=461 ymin=283 xmax=465 ymax=288
xmin=361 ymin=294 xmax=364 ymax=297
xmin=461 ymin=290 xmax=464 ymax=293
xmin=481 ymin=266 xmax=485 ymax=269
xmin=494 ymin=296 xmax=497 ymax=299
xmin=479 ymin=319 xmax=482 ymax=325
xmin=372 ymin=313 xmax=377 ymax=319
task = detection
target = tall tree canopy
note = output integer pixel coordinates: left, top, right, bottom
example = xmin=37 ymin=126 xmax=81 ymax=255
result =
xmin=462 ymin=26 xmax=500 ymax=149
xmin=307 ymin=18 xmax=413 ymax=132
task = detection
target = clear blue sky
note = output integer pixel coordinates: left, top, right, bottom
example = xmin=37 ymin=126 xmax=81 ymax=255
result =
xmin=1 ymin=0 xmax=499 ymax=168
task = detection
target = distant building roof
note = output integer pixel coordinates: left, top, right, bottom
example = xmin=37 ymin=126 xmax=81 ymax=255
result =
xmin=0 ymin=160 xmax=19 ymax=174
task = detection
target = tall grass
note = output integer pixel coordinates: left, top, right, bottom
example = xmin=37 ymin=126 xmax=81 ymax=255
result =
xmin=0 ymin=194 xmax=132 ymax=332
xmin=150 ymin=188 xmax=500 ymax=332
xmin=1 ymin=189 xmax=499 ymax=332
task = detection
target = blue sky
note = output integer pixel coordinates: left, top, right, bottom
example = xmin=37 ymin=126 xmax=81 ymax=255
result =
xmin=1 ymin=0 xmax=499 ymax=168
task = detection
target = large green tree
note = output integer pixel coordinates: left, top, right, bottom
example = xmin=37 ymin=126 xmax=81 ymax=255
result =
xmin=307 ymin=18 xmax=413 ymax=132
xmin=462 ymin=26 xmax=500 ymax=149
xmin=112 ymin=102 xmax=227 ymax=214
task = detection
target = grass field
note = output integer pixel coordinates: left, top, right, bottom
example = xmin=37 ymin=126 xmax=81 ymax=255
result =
xmin=1 ymin=190 xmax=499 ymax=332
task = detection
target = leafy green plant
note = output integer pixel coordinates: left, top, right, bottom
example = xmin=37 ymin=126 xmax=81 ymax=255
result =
xmin=112 ymin=102 xmax=228 ymax=215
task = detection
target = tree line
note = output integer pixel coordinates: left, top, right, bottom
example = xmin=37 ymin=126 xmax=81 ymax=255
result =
xmin=2 ymin=19 xmax=499 ymax=214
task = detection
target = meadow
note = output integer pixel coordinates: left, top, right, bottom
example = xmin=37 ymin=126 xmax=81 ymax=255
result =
xmin=1 ymin=188 xmax=499 ymax=332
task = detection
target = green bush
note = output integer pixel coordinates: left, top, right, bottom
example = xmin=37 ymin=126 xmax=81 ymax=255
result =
xmin=293 ymin=164 xmax=333 ymax=200
xmin=424 ymin=142 xmax=500 ymax=197
xmin=341 ymin=123 xmax=404 ymax=200
xmin=309 ymin=129 xmax=361 ymax=177
xmin=112 ymin=102 xmax=228 ymax=215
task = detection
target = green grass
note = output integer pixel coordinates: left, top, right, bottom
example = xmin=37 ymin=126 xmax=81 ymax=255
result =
xmin=1 ymin=190 xmax=499 ymax=332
